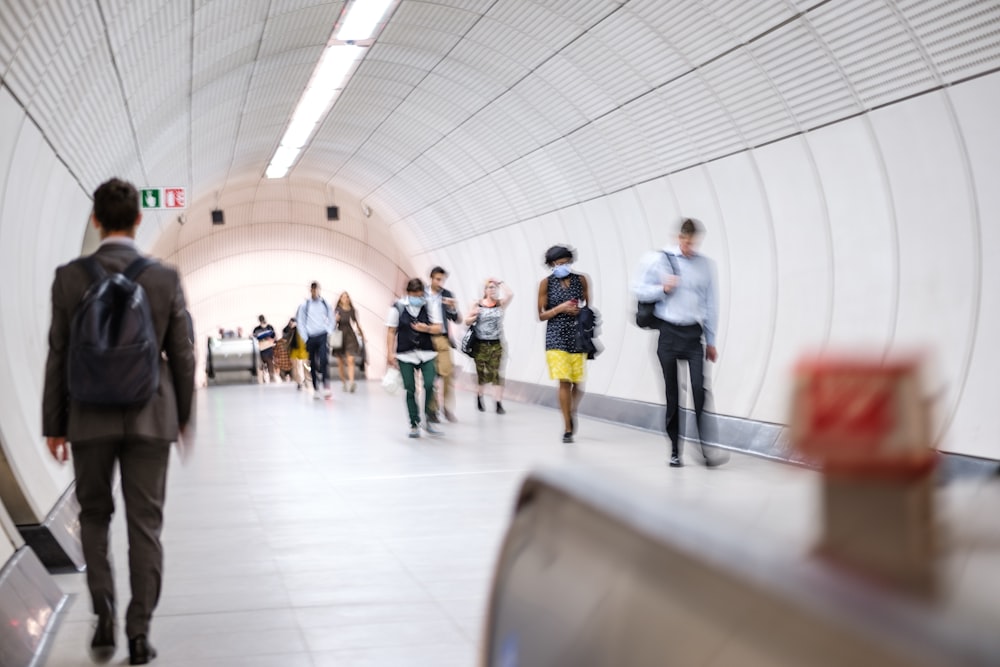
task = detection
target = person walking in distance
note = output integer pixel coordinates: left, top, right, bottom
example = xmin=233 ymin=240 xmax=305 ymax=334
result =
xmin=42 ymin=177 xmax=195 ymax=665
xmin=296 ymin=281 xmax=335 ymax=399
xmin=426 ymin=266 xmax=461 ymax=422
xmin=537 ymin=245 xmax=591 ymax=444
xmin=634 ymin=217 xmax=726 ymax=468
xmin=334 ymin=292 xmax=365 ymax=392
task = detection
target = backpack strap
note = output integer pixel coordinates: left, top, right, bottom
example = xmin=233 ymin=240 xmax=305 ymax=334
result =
xmin=123 ymin=257 xmax=154 ymax=281
xmin=80 ymin=256 xmax=108 ymax=283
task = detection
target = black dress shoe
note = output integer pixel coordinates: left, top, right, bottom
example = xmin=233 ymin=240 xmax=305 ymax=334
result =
xmin=128 ymin=634 xmax=157 ymax=665
xmin=496 ymin=402 xmax=506 ymax=415
xmin=89 ymin=613 xmax=116 ymax=663
xmin=476 ymin=395 xmax=485 ymax=412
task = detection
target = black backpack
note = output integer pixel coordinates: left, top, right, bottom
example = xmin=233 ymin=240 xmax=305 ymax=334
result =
xmin=68 ymin=256 xmax=160 ymax=406
xmin=635 ymin=251 xmax=678 ymax=329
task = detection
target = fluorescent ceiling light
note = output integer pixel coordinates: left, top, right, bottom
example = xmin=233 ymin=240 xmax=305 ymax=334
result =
xmin=337 ymin=0 xmax=394 ymax=41
xmin=265 ymin=44 xmax=364 ymax=178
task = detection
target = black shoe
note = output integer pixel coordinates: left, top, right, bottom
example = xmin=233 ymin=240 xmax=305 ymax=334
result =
xmin=477 ymin=396 xmax=485 ymax=412
xmin=89 ymin=612 xmax=116 ymax=663
xmin=128 ymin=634 xmax=157 ymax=665
xmin=669 ymin=455 xmax=683 ymax=468
xmin=496 ymin=402 xmax=506 ymax=415
xmin=562 ymin=432 xmax=574 ymax=443
xmin=427 ymin=412 xmax=441 ymax=423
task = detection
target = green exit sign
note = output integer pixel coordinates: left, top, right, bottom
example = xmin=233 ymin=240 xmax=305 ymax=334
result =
xmin=140 ymin=187 xmax=186 ymax=209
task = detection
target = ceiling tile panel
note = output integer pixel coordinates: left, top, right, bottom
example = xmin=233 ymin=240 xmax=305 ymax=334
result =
xmin=628 ymin=0 xmax=738 ymax=67
xmin=704 ymin=0 xmax=795 ymax=42
xmin=898 ymin=0 xmax=1000 ymax=79
xmin=533 ymin=52 xmax=616 ymax=122
xmin=602 ymin=6 xmax=689 ymax=88
xmin=0 ymin=0 xmax=35 ymax=73
xmin=514 ymin=67 xmax=589 ymax=136
xmin=701 ymin=50 xmax=796 ymax=146
xmin=666 ymin=72 xmax=744 ymax=160
xmin=749 ymin=20 xmax=860 ymax=130
xmin=565 ymin=120 xmax=631 ymax=194
xmin=628 ymin=90 xmax=701 ymax=173
xmin=809 ymin=1 xmax=936 ymax=109
xmin=258 ymin=2 xmax=340 ymax=58
xmin=432 ymin=56 xmax=509 ymax=100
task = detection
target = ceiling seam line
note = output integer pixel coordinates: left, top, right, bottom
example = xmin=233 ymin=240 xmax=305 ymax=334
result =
xmin=95 ymin=0 xmax=148 ymax=183
xmin=227 ymin=0 xmax=273 ymax=190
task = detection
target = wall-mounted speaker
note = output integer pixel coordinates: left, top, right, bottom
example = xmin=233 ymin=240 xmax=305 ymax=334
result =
xmin=326 ymin=206 xmax=339 ymax=221
xmin=211 ymin=209 xmax=224 ymax=225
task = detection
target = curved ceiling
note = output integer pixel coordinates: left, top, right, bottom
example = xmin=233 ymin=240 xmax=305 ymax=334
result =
xmin=2 ymin=0 xmax=997 ymax=256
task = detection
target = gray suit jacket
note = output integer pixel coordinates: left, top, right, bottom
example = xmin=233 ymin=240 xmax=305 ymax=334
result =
xmin=43 ymin=242 xmax=195 ymax=443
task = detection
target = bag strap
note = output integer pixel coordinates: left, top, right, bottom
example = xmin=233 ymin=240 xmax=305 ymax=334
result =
xmin=123 ymin=256 xmax=153 ymax=282
xmin=661 ymin=250 xmax=679 ymax=276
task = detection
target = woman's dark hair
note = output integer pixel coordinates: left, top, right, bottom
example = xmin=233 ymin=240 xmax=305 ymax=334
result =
xmin=544 ymin=245 xmax=575 ymax=267
xmin=405 ymin=278 xmax=425 ymax=293
xmin=92 ymin=178 xmax=140 ymax=232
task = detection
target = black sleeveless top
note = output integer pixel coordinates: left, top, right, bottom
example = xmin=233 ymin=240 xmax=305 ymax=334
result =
xmin=396 ymin=304 xmax=433 ymax=353
xmin=545 ymin=273 xmax=584 ymax=352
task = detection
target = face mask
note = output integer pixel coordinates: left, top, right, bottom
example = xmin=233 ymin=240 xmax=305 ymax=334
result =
xmin=409 ymin=296 xmax=426 ymax=308
xmin=552 ymin=264 xmax=572 ymax=279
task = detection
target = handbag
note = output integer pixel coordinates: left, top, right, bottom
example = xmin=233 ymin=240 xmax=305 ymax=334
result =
xmin=328 ymin=328 xmax=344 ymax=350
xmin=381 ymin=367 xmax=403 ymax=395
xmin=635 ymin=251 xmax=679 ymax=329
xmin=460 ymin=325 xmax=478 ymax=357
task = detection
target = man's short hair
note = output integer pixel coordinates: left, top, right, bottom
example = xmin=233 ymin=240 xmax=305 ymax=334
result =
xmin=92 ymin=178 xmax=140 ymax=232
xmin=679 ymin=218 xmax=701 ymax=236
xmin=544 ymin=245 xmax=575 ymax=267
xmin=406 ymin=278 xmax=425 ymax=293
xmin=430 ymin=266 xmax=447 ymax=278
xmin=258 ymin=315 xmax=266 ymax=323
xmin=310 ymin=281 xmax=319 ymax=290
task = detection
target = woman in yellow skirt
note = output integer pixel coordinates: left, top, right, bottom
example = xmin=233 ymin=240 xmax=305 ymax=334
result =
xmin=537 ymin=245 xmax=590 ymax=443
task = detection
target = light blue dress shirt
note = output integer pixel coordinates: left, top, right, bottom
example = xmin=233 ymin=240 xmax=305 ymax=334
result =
xmin=633 ymin=245 xmax=718 ymax=346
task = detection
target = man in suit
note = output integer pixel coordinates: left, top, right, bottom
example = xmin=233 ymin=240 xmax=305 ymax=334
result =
xmin=43 ymin=178 xmax=195 ymax=665
xmin=426 ymin=266 xmax=461 ymax=422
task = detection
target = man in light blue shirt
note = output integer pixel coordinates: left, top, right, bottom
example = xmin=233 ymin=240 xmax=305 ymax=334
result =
xmin=296 ymin=281 xmax=335 ymax=398
xmin=634 ymin=218 xmax=725 ymax=468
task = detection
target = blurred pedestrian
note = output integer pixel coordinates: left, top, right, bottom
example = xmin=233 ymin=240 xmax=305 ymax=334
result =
xmin=633 ymin=217 xmax=726 ymax=468
xmin=465 ymin=278 xmax=513 ymax=414
xmin=334 ymin=292 xmax=365 ymax=392
xmin=387 ymin=278 xmax=443 ymax=438
xmin=296 ymin=281 xmax=334 ymax=399
xmin=426 ymin=266 xmax=461 ymax=422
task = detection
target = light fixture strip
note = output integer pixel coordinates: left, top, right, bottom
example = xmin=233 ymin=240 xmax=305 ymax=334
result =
xmin=266 ymin=0 xmax=398 ymax=179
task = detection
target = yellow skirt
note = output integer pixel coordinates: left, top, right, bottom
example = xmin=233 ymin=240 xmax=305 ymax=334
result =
xmin=546 ymin=350 xmax=586 ymax=383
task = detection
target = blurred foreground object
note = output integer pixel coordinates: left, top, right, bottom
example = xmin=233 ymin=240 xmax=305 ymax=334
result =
xmin=482 ymin=468 xmax=997 ymax=667
xmin=790 ymin=354 xmax=937 ymax=594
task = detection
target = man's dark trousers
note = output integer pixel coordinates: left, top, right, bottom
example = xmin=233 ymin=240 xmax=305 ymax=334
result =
xmin=656 ymin=320 xmax=708 ymax=459
xmin=72 ymin=437 xmax=171 ymax=639
xmin=305 ymin=332 xmax=329 ymax=390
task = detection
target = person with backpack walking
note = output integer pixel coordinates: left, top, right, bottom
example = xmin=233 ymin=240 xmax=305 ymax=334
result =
xmin=633 ymin=217 xmax=726 ymax=468
xmin=42 ymin=177 xmax=195 ymax=665
xmin=296 ymin=281 xmax=335 ymax=399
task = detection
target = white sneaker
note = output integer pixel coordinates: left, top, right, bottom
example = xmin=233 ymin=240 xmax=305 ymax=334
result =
xmin=425 ymin=421 xmax=443 ymax=436
xmin=408 ymin=426 xmax=421 ymax=438
xmin=324 ymin=389 xmax=333 ymax=399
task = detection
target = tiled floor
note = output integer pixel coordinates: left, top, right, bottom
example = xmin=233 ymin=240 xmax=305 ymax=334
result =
xmin=39 ymin=380 xmax=1000 ymax=666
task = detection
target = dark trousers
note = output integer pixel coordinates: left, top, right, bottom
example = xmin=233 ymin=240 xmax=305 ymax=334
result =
xmin=398 ymin=358 xmax=437 ymax=427
xmin=305 ymin=333 xmax=329 ymax=390
xmin=656 ymin=321 xmax=708 ymax=458
xmin=72 ymin=437 xmax=171 ymax=638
